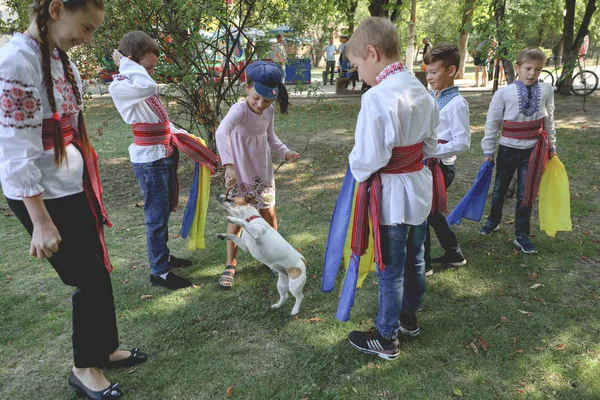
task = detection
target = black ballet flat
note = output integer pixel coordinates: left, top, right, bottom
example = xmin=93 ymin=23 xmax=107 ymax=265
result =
xmin=107 ymin=348 xmax=148 ymax=369
xmin=68 ymin=372 xmax=121 ymax=400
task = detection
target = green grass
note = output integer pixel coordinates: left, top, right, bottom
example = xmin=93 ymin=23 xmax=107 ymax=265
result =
xmin=1 ymin=93 xmax=600 ymax=399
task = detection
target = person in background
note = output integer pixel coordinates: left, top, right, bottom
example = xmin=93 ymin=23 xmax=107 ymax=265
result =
xmin=323 ymin=37 xmax=338 ymax=85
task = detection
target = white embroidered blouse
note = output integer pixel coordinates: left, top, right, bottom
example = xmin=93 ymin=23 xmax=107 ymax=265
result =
xmin=0 ymin=33 xmax=84 ymax=200
xmin=349 ymin=65 xmax=438 ymax=226
xmin=481 ymin=81 xmax=557 ymax=156
xmin=108 ymin=57 xmax=190 ymax=164
xmin=431 ymin=86 xmax=471 ymax=165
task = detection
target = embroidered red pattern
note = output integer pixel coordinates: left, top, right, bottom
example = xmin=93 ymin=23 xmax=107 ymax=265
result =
xmin=145 ymin=94 xmax=170 ymax=122
xmin=376 ymin=61 xmax=406 ymax=84
xmin=0 ymin=81 xmax=42 ymax=128
xmin=53 ymin=76 xmax=78 ymax=116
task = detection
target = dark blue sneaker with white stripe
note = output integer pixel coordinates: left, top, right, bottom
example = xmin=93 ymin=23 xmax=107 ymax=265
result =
xmin=348 ymin=328 xmax=399 ymax=360
xmin=480 ymin=221 xmax=500 ymax=236
xmin=514 ymin=237 xmax=538 ymax=254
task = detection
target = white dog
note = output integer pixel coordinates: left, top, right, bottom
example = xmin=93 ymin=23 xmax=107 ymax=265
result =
xmin=216 ymin=194 xmax=307 ymax=315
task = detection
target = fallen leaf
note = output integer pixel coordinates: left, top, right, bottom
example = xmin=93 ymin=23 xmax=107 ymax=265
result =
xmin=530 ymin=283 xmax=542 ymax=289
xmin=529 ymin=272 xmax=538 ymax=280
xmin=516 ymin=349 xmax=523 ymax=353
xmin=514 ymin=389 xmax=525 ymax=394
xmin=520 ymin=263 xmax=528 ymax=268
xmin=6 ymin=275 xmax=12 ymax=280
xmin=453 ymin=386 xmax=464 ymax=397
xmin=140 ymin=295 xmax=153 ymax=300
xmin=534 ymin=347 xmax=544 ymax=351
xmin=192 ymin=284 xmax=201 ymax=289
xmin=306 ymin=317 xmax=323 ymax=323
xmin=126 ymin=368 xmax=136 ymax=374
xmin=477 ymin=336 xmax=489 ymax=351
xmin=469 ymin=342 xmax=479 ymax=353
xmin=312 ymin=274 xmax=317 ymax=280
xmin=538 ymin=297 xmax=546 ymax=305
xmin=500 ymin=316 xmax=510 ymax=323
xmin=593 ymin=186 xmax=598 ymax=192
xmin=120 ymin=279 xmax=129 ymax=285
xmin=493 ymin=322 xmax=503 ymax=330
xmin=518 ymin=310 xmax=533 ymax=316
xmin=194 ymin=315 xmax=204 ymax=323
xmin=556 ymin=343 xmax=566 ymax=350
xmin=135 ymin=201 xmax=144 ymax=207
xmin=226 ymin=386 xmax=234 ymax=398
xmin=504 ymin=219 xmax=515 ymax=225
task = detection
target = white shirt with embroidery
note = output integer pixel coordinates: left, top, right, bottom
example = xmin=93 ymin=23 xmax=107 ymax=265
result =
xmin=0 ymin=33 xmax=84 ymax=200
xmin=481 ymin=81 xmax=557 ymax=156
xmin=432 ymin=87 xmax=471 ymax=165
xmin=349 ymin=69 xmax=438 ymax=226
xmin=108 ymin=57 xmax=189 ymax=164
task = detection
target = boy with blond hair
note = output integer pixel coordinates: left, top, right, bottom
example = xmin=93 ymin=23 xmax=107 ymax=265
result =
xmin=345 ymin=17 xmax=438 ymax=360
xmin=423 ymin=44 xmax=471 ymax=273
xmin=480 ymin=47 xmax=557 ymax=254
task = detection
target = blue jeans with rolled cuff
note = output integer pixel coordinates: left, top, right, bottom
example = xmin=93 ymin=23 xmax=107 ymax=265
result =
xmin=375 ymin=221 xmax=428 ymax=340
xmin=132 ymin=156 xmax=176 ymax=276
xmin=487 ymin=145 xmax=533 ymax=238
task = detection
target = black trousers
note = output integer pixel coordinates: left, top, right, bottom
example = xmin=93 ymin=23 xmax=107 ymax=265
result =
xmin=325 ymin=61 xmax=336 ymax=84
xmin=7 ymin=192 xmax=119 ymax=368
xmin=424 ymin=163 xmax=461 ymax=265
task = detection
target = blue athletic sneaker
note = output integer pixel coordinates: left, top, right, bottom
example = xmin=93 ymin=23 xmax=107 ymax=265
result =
xmin=514 ymin=237 xmax=538 ymax=254
xmin=479 ymin=221 xmax=500 ymax=236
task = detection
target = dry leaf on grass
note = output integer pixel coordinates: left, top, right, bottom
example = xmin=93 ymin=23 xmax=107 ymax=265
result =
xmin=225 ymin=386 xmax=234 ymax=398
xmin=453 ymin=386 xmax=464 ymax=397
xmin=518 ymin=310 xmax=533 ymax=317
xmin=477 ymin=336 xmax=489 ymax=351
xmin=500 ymin=316 xmax=510 ymax=323
xmin=306 ymin=317 xmax=323 ymax=323
xmin=120 ymin=279 xmax=129 ymax=285
xmin=529 ymin=272 xmax=538 ymax=280
xmin=504 ymin=219 xmax=515 ymax=225
xmin=135 ymin=201 xmax=144 ymax=207
xmin=140 ymin=295 xmax=153 ymax=300
xmin=556 ymin=343 xmax=566 ymax=350
xmin=530 ymin=283 xmax=543 ymax=289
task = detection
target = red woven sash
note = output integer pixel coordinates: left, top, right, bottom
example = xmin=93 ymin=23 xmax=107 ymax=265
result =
xmin=501 ymin=118 xmax=548 ymax=206
xmin=426 ymin=139 xmax=449 ymax=214
xmin=351 ymin=143 xmax=425 ymax=271
xmin=132 ymin=122 xmax=220 ymax=211
xmin=42 ymin=116 xmax=113 ymax=273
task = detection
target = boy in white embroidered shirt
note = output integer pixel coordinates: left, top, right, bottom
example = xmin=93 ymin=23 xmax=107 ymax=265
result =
xmin=480 ymin=47 xmax=557 ymax=254
xmin=345 ymin=17 xmax=438 ymax=360
xmin=109 ymin=31 xmax=218 ymax=290
xmin=423 ymin=44 xmax=471 ymax=273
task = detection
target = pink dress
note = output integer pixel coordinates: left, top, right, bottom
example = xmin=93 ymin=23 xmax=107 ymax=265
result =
xmin=216 ymin=100 xmax=289 ymax=209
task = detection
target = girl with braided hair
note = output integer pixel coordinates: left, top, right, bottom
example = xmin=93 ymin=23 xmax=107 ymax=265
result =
xmin=0 ymin=1 xmax=146 ymax=398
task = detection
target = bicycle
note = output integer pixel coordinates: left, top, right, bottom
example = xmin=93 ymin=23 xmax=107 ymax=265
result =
xmin=538 ymin=55 xmax=598 ymax=95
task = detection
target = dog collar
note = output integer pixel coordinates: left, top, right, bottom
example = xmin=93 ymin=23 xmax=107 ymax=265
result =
xmin=245 ymin=215 xmax=262 ymax=223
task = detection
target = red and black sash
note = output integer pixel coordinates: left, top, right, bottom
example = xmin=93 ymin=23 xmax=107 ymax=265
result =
xmin=351 ymin=143 xmax=425 ymax=271
xmin=132 ymin=121 xmax=220 ymax=211
xmin=501 ymin=118 xmax=548 ymax=206
xmin=42 ymin=116 xmax=113 ymax=273
xmin=426 ymin=139 xmax=449 ymax=214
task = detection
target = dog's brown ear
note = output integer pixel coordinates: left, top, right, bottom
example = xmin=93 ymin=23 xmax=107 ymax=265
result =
xmin=244 ymin=195 xmax=258 ymax=205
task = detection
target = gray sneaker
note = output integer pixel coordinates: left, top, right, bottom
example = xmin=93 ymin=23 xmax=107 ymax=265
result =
xmin=514 ymin=237 xmax=538 ymax=254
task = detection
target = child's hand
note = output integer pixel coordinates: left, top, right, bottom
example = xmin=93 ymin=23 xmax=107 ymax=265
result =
xmin=549 ymin=151 xmax=557 ymax=159
xmin=112 ymin=49 xmax=124 ymax=67
xmin=30 ymin=220 xmax=61 ymax=259
xmin=224 ymin=165 xmax=237 ymax=189
xmin=483 ymin=155 xmax=494 ymax=163
xmin=285 ymin=151 xmax=300 ymax=162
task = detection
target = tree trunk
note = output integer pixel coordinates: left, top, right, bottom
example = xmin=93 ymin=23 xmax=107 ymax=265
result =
xmin=368 ymin=0 xmax=389 ymax=17
xmin=456 ymin=0 xmax=475 ymax=79
xmin=348 ymin=0 xmax=358 ymax=33
xmin=557 ymin=0 xmax=597 ymax=95
xmin=405 ymin=0 xmax=417 ymax=72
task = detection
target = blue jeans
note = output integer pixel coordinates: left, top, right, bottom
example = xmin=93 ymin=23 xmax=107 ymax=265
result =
xmin=132 ymin=157 xmax=176 ymax=276
xmin=375 ymin=222 xmax=428 ymax=339
xmin=487 ymin=145 xmax=534 ymax=238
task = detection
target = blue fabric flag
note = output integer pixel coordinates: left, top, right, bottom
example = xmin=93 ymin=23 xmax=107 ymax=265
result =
xmin=447 ymin=160 xmax=494 ymax=225
xmin=336 ymin=254 xmax=360 ymax=322
xmin=180 ymin=163 xmax=200 ymax=238
xmin=321 ymin=166 xmax=356 ymax=293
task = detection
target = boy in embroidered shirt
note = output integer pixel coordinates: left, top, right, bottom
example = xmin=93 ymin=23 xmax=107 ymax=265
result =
xmin=344 ymin=17 xmax=438 ymax=360
xmin=480 ymin=47 xmax=557 ymax=254
xmin=109 ymin=31 xmax=219 ymax=290
xmin=423 ymin=44 xmax=471 ymax=273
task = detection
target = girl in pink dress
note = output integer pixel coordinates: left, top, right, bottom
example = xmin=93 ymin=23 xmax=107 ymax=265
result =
xmin=216 ymin=61 xmax=299 ymax=288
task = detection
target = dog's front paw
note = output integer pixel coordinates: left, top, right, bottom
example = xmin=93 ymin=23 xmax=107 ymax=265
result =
xmin=216 ymin=233 xmax=227 ymax=240
xmin=271 ymin=303 xmax=282 ymax=309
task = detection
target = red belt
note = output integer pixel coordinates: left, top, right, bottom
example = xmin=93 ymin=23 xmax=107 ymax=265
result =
xmin=42 ymin=116 xmax=113 ymax=273
xmin=426 ymin=139 xmax=449 ymax=214
xmin=132 ymin=121 xmax=220 ymax=211
xmin=351 ymin=143 xmax=424 ymax=271
xmin=501 ymin=118 xmax=548 ymax=206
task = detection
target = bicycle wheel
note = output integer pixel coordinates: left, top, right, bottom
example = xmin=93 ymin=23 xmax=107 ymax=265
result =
xmin=571 ymin=70 xmax=598 ymax=95
xmin=539 ymin=70 xmax=554 ymax=86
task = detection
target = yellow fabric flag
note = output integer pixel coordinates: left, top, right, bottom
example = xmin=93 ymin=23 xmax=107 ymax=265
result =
xmin=341 ymin=182 xmax=377 ymax=289
xmin=186 ymin=135 xmax=211 ymax=250
xmin=539 ymin=156 xmax=572 ymax=237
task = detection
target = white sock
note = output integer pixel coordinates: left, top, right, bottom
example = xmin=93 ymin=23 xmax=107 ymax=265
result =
xmin=159 ymin=272 xmax=170 ymax=279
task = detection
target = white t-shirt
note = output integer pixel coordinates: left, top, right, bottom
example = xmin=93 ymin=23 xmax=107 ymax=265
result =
xmin=324 ymin=44 xmax=337 ymax=62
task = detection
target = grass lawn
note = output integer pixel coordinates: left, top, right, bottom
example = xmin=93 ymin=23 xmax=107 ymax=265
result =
xmin=1 ymin=91 xmax=599 ymax=399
